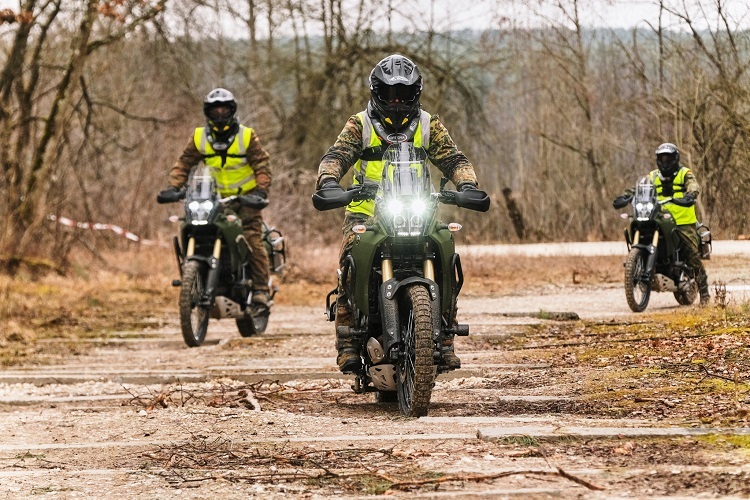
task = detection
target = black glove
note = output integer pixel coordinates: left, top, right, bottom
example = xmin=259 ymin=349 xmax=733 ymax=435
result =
xmin=252 ymin=188 xmax=267 ymax=199
xmin=319 ymin=178 xmax=341 ymax=190
xmin=457 ymin=182 xmax=478 ymax=192
xmin=612 ymin=194 xmax=632 ymax=209
xmin=156 ymin=186 xmax=184 ymax=204
xmin=672 ymin=193 xmax=696 ymax=207
xmin=240 ymin=193 xmax=269 ymax=209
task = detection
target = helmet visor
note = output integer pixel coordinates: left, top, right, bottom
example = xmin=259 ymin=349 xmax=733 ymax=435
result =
xmin=207 ymin=105 xmax=233 ymax=121
xmin=376 ymin=83 xmax=420 ymax=105
xmin=657 ymin=153 xmax=678 ymax=169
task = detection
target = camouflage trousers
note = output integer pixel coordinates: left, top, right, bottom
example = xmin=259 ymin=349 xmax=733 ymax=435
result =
xmin=234 ymin=204 xmax=271 ymax=293
xmin=676 ymin=224 xmax=708 ymax=292
xmin=335 ymin=213 xmax=372 ymax=348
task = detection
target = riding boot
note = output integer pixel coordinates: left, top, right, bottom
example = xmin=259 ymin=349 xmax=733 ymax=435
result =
xmin=697 ymin=272 xmax=710 ymax=306
xmin=335 ymin=298 xmax=361 ymax=374
xmin=440 ymin=334 xmax=461 ymax=370
xmin=699 ymin=284 xmax=710 ymax=306
xmin=336 ymin=326 xmax=362 ymax=374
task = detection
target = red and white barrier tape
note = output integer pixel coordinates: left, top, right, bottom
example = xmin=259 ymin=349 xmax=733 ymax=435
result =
xmin=47 ymin=215 xmax=169 ymax=247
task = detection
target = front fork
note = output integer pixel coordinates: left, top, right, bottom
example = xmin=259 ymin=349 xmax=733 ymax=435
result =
xmin=633 ymin=230 xmax=660 ymax=279
xmin=184 ymin=236 xmax=222 ymax=307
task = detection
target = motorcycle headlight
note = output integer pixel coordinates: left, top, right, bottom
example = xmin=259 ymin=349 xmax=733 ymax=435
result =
xmin=634 ymin=201 xmax=654 ymax=221
xmin=188 ymin=200 xmax=214 ymax=225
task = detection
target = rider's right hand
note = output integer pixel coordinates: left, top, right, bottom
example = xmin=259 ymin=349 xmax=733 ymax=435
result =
xmin=319 ymin=178 xmax=341 ymax=190
xmin=156 ymin=185 xmax=184 ymax=204
xmin=612 ymin=194 xmax=632 ymax=209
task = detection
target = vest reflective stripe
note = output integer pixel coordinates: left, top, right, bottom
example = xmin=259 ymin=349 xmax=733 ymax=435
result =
xmin=347 ymin=110 xmax=431 ymax=216
xmin=650 ymin=167 xmax=697 ymax=225
xmin=194 ymin=125 xmax=256 ymax=196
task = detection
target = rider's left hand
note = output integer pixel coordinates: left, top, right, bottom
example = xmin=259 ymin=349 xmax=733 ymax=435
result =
xmin=240 ymin=189 xmax=269 ymax=209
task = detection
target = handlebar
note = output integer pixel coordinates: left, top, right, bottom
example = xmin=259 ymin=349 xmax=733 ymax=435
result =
xmin=312 ymin=183 xmax=490 ymax=212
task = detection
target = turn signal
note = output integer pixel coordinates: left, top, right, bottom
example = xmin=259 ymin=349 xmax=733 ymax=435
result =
xmin=448 ymin=223 xmax=462 ymax=232
xmin=352 ymin=224 xmax=367 ymax=234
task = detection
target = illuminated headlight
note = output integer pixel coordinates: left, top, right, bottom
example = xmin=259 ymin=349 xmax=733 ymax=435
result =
xmin=188 ymin=200 xmax=214 ymax=212
xmin=635 ymin=201 xmax=654 ymax=221
xmin=386 ymin=200 xmax=403 ymax=215
xmin=411 ymin=199 xmax=427 ymax=216
xmin=188 ymin=200 xmax=214 ymax=225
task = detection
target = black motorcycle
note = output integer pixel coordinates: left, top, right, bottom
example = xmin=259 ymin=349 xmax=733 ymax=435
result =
xmin=617 ymin=176 xmax=710 ymax=312
xmin=158 ymin=173 xmax=285 ymax=346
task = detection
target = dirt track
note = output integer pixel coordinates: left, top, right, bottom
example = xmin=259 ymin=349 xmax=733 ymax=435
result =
xmin=1 ymin=255 xmax=750 ymax=498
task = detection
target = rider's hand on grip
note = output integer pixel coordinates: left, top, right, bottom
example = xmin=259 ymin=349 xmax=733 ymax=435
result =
xmin=671 ymin=193 xmax=696 ymax=207
xmin=156 ymin=186 xmax=185 ymax=204
xmin=458 ymin=182 xmax=478 ymax=192
xmin=612 ymin=194 xmax=632 ymax=209
xmin=240 ymin=193 xmax=269 ymax=209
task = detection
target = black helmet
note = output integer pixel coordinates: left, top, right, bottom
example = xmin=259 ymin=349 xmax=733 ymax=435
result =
xmin=369 ymin=55 xmax=423 ymax=131
xmin=203 ymin=88 xmax=238 ymax=138
xmin=655 ymin=142 xmax=680 ymax=178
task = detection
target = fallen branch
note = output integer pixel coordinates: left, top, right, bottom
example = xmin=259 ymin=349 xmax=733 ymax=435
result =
xmin=386 ymin=468 xmax=604 ymax=491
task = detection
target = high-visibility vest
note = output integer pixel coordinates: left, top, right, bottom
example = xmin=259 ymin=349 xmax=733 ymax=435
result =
xmin=347 ymin=110 xmax=431 ymax=216
xmin=650 ymin=167 xmax=697 ymax=225
xmin=194 ymin=125 xmax=256 ymax=197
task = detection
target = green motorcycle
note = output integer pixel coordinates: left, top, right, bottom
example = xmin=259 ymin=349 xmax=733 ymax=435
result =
xmin=313 ymin=143 xmax=490 ymax=416
xmin=159 ymin=173 xmax=285 ymax=347
xmin=618 ymin=176 xmax=710 ymax=312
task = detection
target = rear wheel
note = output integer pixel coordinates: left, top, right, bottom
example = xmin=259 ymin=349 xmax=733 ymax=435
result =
xmin=179 ymin=260 xmax=209 ymax=347
xmin=624 ymin=248 xmax=651 ymax=312
xmin=396 ymin=285 xmax=435 ymax=417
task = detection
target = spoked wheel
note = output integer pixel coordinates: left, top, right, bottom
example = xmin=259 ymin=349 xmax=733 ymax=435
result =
xmin=396 ymin=285 xmax=435 ymax=417
xmin=179 ymin=260 xmax=210 ymax=347
xmin=624 ymin=248 xmax=651 ymax=312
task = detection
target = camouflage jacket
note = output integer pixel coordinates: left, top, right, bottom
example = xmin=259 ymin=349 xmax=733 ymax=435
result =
xmin=317 ymin=112 xmax=478 ymax=189
xmin=168 ymin=126 xmax=272 ymax=193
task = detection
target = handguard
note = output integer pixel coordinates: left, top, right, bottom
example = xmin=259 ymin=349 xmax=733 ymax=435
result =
xmin=239 ymin=194 xmax=269 ymax=210
xmin=312 ymin=184 xmax=354 ymax=211
xmin=453 ymin=188 xmax=491 ymax=212
xmin=612 ymin=194 xmax=632 ymax=209
xmin=156 ymin=187 xmax=185 ymax=204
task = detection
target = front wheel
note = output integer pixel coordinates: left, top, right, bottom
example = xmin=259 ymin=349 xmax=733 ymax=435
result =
xmin=397 ymin=285 xmax=436 ymax=417
xmin=179 ymin=260 xmax=209 ymax=347
xmin=624 ymin=248 xmax=651 ymax=312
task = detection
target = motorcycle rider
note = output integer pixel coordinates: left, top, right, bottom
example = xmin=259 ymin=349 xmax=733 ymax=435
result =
xmin=613 ymin=142 xmax=710 ymax=306
xmin=316 ymin=54 xmax=481 ymax=374
xmin=158 ymin=88 xmax=273 ymax=306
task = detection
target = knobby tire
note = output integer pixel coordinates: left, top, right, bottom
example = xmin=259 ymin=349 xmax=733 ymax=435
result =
xmin=179 ymin=260 xmax=209 ymax=347
xmin=624 ymin=248 xmax=651 ymax=312
xmin=397 ymin=285 xmax=435 ymax=417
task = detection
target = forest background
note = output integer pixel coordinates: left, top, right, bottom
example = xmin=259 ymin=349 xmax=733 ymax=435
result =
xmin=1 ymin=0 xmax=749 ymax=269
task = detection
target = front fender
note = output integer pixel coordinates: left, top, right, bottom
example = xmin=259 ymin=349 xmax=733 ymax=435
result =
xmin=379 ymin=277 xmax=441 ymax=358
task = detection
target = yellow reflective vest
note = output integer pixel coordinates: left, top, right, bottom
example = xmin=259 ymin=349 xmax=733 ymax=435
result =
xmin=193 ymin=125 xmax=256 ymax=197
xmin=649 ymin=167 xmax=697 ymax=225
xmin=346 ymin=110 xmax=431 ymax=217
